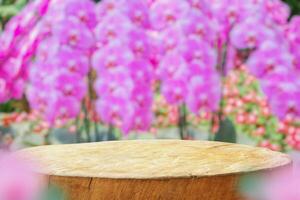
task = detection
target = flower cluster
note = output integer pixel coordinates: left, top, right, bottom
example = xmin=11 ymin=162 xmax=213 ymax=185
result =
xmin=223 ymin=68 xmax=284 ymax=151
xmin=26 ymin=0 xmax=96 ymax=124
xmin=278 ymin=119 xmax=300 ymax=150
xmin=92 ymin=0 xmax=154 ymax=133
xmin=152 ymin=94 xmax=211 ymax=129
xmin=286 ymin=17 xmax=300 ymax=71
xmin=1 ymin=0 xmax=300 ymax=136
xmin=151 ymin=0 xmax=221 ymax=114
xmin=227 ymin=0 xmax=300 ymax=121
xmin=0 ymin=0 xmax=50 ymax=103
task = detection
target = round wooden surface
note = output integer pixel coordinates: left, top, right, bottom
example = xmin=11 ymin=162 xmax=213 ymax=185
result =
xmin=20 ymin=140 xmax=291 ymax=179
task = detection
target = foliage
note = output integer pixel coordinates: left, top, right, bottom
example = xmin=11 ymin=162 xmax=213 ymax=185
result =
xmin=41 ymin=184 xmax=65 ymax=200
xmin=214 ymin=118 xmax=237 ymax=143
xmin=0 ymin=0 xmax=27 ymax=28
xmin=285 ymin=0 xmax=300 ymax=16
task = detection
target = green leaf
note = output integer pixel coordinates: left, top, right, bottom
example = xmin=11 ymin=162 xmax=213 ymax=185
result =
xmin=14 ymin=0 xmax=27 ymax=9
xmin=239 ymin=174 xmax=264 ymax=199
xmin=0 ymin=101 xmax=15 ymax=112
xmin=41 ymin=184 xmax=66 ymax=200
xmin=214 ymin=117 xmax=237 ymax=143
xmin=0 ymin=5 xmax=18 ymax=18
xmin=270 ymin=133 xmax=284 ymax=141
xmin=285 ymin=0 xmax=300 ymax=16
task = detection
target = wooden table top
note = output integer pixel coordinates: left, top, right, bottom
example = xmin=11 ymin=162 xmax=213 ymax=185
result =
xmin=20 ymin=140 xmax=291 ymax=179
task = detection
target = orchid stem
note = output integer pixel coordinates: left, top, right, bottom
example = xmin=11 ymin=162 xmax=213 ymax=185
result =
xmin=107 ymin=124 xmax=114 ymax=141
xmin=94 ymin=122 xmax=101 ymax=142
xmin=75 ymin=117 xmax=81 ymax=143
xmin=210 ymin=40 xmax=229 ymax=138
xmin=178 ymin=104 xmax=187 ymax=140
xmin=82 ymin=103 xmax=91 ymax=142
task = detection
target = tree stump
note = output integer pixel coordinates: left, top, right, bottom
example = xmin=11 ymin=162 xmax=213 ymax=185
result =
xmin=20 ymin=140 xmax=291 ymax=200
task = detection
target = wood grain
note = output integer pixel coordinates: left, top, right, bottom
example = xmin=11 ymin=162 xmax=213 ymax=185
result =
xmin=50 ymin=175 xmax=241 ymax=200
xmin=19 ymin=140 xmax=292 ymax=200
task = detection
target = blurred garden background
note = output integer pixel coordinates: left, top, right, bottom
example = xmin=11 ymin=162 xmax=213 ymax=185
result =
xmin=0 ymin=0 xmax=300 ymax=153
xmin=1 ymin=0 xmax=300 ymax=200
